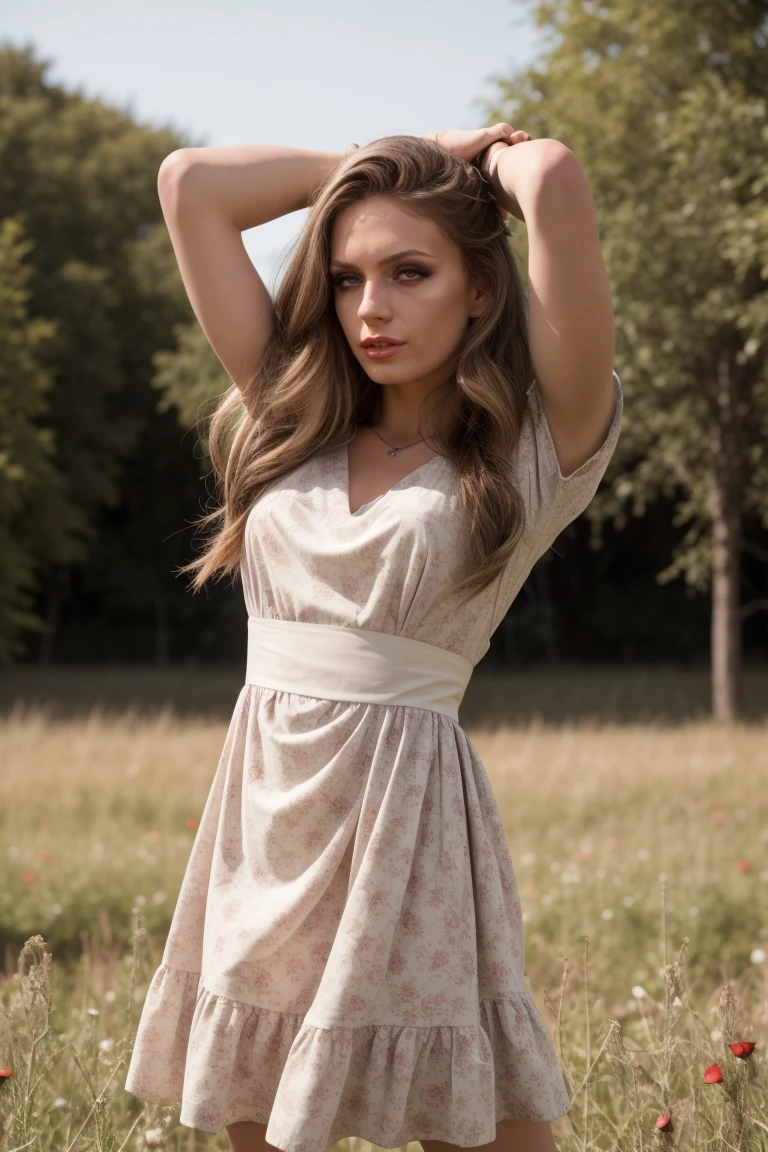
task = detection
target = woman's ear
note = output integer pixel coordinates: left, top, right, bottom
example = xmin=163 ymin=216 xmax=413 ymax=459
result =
xmin=467 ymin=283 xmax=491 ymax=320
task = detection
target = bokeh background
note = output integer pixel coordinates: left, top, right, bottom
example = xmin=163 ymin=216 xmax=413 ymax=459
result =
xmin=2 ymin=2 xmax=768 ymax=1150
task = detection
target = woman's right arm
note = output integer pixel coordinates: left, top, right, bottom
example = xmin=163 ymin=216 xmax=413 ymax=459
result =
xmin=157 ymin=145 xmax=344 ymax=391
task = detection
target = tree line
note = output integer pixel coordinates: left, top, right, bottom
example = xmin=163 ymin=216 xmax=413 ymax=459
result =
xmin=1 ymin=2 xmax=767 ymax=719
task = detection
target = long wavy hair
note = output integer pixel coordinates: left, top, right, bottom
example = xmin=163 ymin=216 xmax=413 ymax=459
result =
xmin=184 ymin=133 xmax=534 ymax=605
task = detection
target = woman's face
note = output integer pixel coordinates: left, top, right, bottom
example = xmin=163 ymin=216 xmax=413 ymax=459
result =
xmin=329 ymin=196 xmax=488 ymax=391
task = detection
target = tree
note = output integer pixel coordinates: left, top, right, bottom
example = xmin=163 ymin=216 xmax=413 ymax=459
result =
xmin=0 ymin=42 xmax=210 ymax=660
xmin=482 ymin=0 xmax=768 ymax=719
xmin=0 ymin=216 xmax=63 ymax=661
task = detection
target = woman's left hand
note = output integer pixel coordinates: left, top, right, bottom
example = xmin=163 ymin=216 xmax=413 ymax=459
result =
xmin=431 ymin=124 xmax=532 ymax=165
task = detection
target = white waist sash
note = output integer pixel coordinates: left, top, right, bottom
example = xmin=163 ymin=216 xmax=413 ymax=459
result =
xmin=245 ymin=617 xmax=473 ymax=722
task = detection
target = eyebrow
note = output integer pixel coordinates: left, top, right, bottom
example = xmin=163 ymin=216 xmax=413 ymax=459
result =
xmin=329 ymin=248 xmax=435 ymax=270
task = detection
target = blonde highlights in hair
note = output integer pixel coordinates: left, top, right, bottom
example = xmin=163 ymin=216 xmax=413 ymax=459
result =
xmin=183 ymin=134 xmax=533 ymax=605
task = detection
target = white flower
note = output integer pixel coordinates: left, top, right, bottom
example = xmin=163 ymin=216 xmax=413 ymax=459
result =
xmin=631 ymin=985 xmax=647 ymax=999
xmin=134 ymin=895 xmax=147 ymax=906
xmin=672 ymin=996 xmax=683 ymax=1008
xmin=711 ymin=1028 xmax=723 ymax=1041
xmin=51 ymin=1097 xmax=68 ymax=1109
xmin=750 ymin=948 xmax=766 ymax=965
xmin=87 ymin=1007 xmax=99 ymax=1017
xmin=99 ymin=1038 xmax=114 ymax=1053
xmin=152 ymin=891 xmax=166 ymax=904
xmin=51 ymin=903 xmax=63 ymax=916
xmin=520 ymin=852 xmax=537 ymax=867
xmin=104 ymin=990 xmax=116 ymax=1003
xmin=759 ymin=871 xmax=768 ymax=884
xmin=622 ymin=896 xmax=634 ymax=907
xmin=601 ymin=908 xmax=614 ymax=920
xmin=145 ymin=1129 xmax=164 ymax=1146
xmin=549 ymin=861 xmax=561 ymax=872
xmin=8 ymin=846 xmax=20 ymax=859
xmin=689 ymin=906 xmax=699 ymax=916
xmin=637 ymin=848 xmax=650 ymax=861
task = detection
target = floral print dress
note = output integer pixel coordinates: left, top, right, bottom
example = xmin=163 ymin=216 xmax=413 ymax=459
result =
xmin=125 ymin=372 xmax=623 ymax=1152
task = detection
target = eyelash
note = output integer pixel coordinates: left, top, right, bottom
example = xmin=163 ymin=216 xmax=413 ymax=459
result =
xmin=331 ymin=264 xmax=431 ymax=290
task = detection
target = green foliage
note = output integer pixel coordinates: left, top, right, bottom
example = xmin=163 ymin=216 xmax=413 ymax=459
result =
xmin=0 ymin=216 xmax=62 ymax=660
xmin=152 ymin=319 xmax=231 ymax=461
xmin=0 ymin=42 xmax=207 ymax=660
xmin=482 ymin=0 xmax=768 ymax=593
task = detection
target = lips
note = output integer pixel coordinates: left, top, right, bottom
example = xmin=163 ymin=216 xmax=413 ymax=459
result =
xmin=361 ymin=338 xmax=404 ymax=348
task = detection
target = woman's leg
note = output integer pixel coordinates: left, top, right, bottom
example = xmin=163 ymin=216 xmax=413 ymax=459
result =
xmin=422 ymin=1117 xmax=559 ymax=1152
xmin=226 ymin=1121 xmax=280 ymax=1152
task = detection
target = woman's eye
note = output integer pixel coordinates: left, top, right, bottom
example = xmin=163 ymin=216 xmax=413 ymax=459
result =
xmin=331 ymin=265 xmax=430 ymax=290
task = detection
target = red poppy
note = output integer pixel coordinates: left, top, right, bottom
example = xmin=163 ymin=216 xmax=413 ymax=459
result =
xmin=606 ymin=836 xmax=620 ymax=850
xmin=703 ymin=1063 xmax=723 ymax=1083
xmin=735 ymin=859 xmax=751 ymax=873
xmin=730 ymin=1042 xmax=756 ymax=1059
xmin=0 ymin=1069 xmax=12 ymax=1086
xmin=184 ymin=816 xmax=198 ymax=831
xmin=709 ymin=806 xmax=726 ymax=827
xmin=573 ymin=850 xmax=591 ymax=863
xmin=38 ymin=849 xmax=53 ymax=863
xmin=21 ymin=871 xmax=36 ymax=885
xmin=655 ymin=1113 xmax=673 ymax=1132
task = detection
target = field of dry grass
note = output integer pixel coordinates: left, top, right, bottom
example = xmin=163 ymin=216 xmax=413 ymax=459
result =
xmin=1 ymin=673 xmax=768 ymax=1150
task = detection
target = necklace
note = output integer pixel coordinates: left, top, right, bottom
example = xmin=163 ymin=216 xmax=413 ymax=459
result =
xmin=367 ymin=426 xmax=427 ymax=457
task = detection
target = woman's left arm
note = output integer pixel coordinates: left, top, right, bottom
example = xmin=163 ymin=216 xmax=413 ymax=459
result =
xmin=487 ymin=139 xmax=617 ymax=478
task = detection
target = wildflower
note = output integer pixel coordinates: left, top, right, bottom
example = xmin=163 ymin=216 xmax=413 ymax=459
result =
xmin=730 ymin=1041 xmax=756 ymax=1059
xmin=703 ymin=1063 xmax=723 ymax=1083
xmin=0 ymin=1068 xmax=13 ymax=1087
xmin=606 ymin=836 xmax=619 ymax=849
xmin=184 ymin=816 xmax=198 ymax=831
xmin=105 ymin=990 xmax=117 ymax=1003
xmin=152 ymin=891 xmax=166 ymax=904
xmin=87 ymin=1007 xmax=99 ymax=1017
xmin=573 ymin=849 xmax=590 ymax=863
xmin=22 ymin=871 xmax=36 ymax=884
xmin=750 ymin=948 xmax=766 ymax=965
xmin=51 ymin=903 xmax=62 ymax=916
xmin=631 ymin=985 xmax=647 ymax=999
xmin=99 ymin=1038 xmax=114 ymax=1053
xmin=38 ymin=849 xmax=53 ymax=863
xmin=655 ymin=1113 xmax=673 ymax=1132
xmin=146 ymin=829 xmax=160 ymax=843
xmin=637 ymin=848 xmax=650 ymax=860
xmin=709 ymin=805 xmax=725 ymax=827
xmin=601 ymin=908 xmax=614 ymax=920
xmin=735 ymin=859 xmax=751 ymax=873
xmin=51 ymin=1097 xmax=67 ymax=1108
xmin=145 ymin=1128 xmax=164 ymax=1146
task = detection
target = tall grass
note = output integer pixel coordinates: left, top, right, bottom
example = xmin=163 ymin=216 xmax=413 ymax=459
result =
xmin=1 ymin=704 xmax=768 ymax=1150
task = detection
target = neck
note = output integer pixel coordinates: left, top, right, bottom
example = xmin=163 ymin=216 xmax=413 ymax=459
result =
xmin=372 ymin=377 xmax=458 ymax=445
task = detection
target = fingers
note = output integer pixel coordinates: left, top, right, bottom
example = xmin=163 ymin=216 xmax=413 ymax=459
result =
xmin=489 ymin=123 xmax=532 ymax=144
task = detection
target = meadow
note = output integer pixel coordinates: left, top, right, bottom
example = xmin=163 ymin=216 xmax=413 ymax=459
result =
xmin=1 ymin=668 xmax=768 ymax=1151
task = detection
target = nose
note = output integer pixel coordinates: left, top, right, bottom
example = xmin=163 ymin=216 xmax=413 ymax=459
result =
xmin=357 ymin=276 xmax=392 ymax=323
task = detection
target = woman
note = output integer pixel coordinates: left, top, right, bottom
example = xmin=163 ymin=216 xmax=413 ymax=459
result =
xmin=124 ymin=126 xmax=623 ymax=1152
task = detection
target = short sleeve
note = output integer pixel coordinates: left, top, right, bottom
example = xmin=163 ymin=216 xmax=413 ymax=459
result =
xmin=513 ymin=368 xmax=623 ymax=540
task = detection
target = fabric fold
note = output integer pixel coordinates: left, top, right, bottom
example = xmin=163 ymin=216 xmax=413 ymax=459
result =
xmin=126 ymin=963 xmax=570 ymax=1150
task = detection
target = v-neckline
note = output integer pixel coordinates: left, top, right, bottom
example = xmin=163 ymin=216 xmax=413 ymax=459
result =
xmin=340 ymin=442 xmax=445 ymax=516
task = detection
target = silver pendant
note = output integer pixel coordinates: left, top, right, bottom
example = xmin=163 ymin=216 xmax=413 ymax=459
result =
xmin=388 ymin=447 xmax=398 ymax=456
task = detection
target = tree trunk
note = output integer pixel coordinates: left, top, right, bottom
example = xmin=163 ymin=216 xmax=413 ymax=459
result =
xmin=154 ymin=583 xmax=170 ymax=667
xmin=38 ymin=572 xmax=61 ymax=666
xmin=710 ymin=351 xmax=745 ymax=721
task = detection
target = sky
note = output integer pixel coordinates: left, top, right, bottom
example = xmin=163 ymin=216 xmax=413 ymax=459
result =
xmin=2 ymin=0 xmax=542 ymax=291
